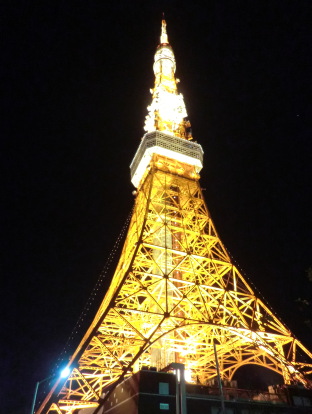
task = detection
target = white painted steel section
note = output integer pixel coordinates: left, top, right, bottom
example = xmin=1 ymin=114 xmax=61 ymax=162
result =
xmin=130 ymin=131 xmax=203 ymax=188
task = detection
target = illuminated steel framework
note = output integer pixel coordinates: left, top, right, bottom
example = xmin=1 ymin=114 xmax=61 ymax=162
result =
xmin=37 ymin=20 xmax=312 ymax=414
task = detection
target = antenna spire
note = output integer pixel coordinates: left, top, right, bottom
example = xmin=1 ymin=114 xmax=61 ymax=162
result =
xmin=160 ymin=18 xmax=168 ymax=44
xmin=143 ymin=18 xmax=192 ymax=139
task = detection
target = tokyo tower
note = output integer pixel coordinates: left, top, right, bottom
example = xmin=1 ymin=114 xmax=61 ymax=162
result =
xmin=36 ymin=20 xmax=312 ymax=414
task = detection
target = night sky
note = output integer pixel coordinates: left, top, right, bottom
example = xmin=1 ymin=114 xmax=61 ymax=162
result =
xmin=2 ymin=2 xmax=312 ymax=413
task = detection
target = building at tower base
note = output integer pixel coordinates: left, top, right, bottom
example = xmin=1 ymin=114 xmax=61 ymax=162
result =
xmin=76 ymin=368 xmax=312 ymax=414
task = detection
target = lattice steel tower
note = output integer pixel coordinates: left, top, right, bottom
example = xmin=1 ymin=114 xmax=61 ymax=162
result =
xmin=36 ymin=20 xmax=312 ymax=414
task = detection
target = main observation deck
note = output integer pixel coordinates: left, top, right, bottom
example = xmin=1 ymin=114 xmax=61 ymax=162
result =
xmin=130 ymin=131 xmax=204 ymax=188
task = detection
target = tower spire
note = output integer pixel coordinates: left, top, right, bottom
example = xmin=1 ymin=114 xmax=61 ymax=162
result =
xmin=160 ymin=18 xmax=168 ymax=44
xmin=144 ymin=19 xmax=192 ymax=140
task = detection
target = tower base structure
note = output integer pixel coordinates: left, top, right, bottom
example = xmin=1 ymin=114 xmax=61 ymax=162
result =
xmin=36 ymin=136 xmax=312 ymax=413
xmin=36 ymin=137 xmax=312 ymax=413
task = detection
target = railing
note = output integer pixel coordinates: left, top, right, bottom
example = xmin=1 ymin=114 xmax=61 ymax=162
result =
xmin=186 ymin=384 xmax=288 ymax=405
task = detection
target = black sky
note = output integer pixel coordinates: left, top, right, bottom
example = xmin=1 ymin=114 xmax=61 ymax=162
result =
xmin=2 ymin=1 xmax=312 ymax=413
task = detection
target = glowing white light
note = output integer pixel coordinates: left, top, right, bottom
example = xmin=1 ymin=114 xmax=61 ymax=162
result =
xmin=259 ymin=345 xmax=275 ymax=357
xmin=287 ymin=365 xmax=299 ymax=374
xmin=60 ymin=367 xmax=70 ymax=378
xmin=184 ymin=369 xmax=193 ymax=383
xmin=131 ymin=142 xmax=203 ymax=188
xmin=173 ymin=369 xmax=180 ymax=381
xmin=144 ymin=88 xmax=188 ymax=135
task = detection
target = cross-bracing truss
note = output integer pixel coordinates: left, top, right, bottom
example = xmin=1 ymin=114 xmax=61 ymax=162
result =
xmin=37 ymin=157 xmax=312 ymax=414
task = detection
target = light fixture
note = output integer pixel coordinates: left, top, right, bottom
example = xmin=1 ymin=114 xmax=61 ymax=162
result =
xmin=30 ymin=366 xmax=71 ymax=414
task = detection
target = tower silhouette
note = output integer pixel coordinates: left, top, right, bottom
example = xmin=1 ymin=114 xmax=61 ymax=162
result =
xmin=36 ymin=20 xmax=312 ymax=414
